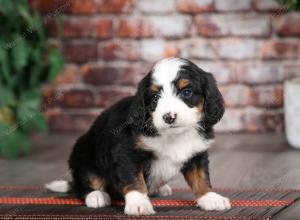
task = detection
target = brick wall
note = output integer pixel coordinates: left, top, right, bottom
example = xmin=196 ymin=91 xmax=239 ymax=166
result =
xmin=29 ymin=0 xmax=300 ymax=133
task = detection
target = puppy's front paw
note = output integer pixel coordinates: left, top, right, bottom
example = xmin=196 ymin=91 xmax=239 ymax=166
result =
xmin=197 ymin=192 xmax=231 ymax=211
xmin=125 ymin=191 xmax=155 ymax=215
xmin=158 ymin=184 xmax=173 ymax=197
xmin=85 ymin=191 xmax=111 ymax=208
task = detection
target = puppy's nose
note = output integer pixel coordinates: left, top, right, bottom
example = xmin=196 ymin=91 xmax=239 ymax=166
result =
xmin=163 ymin=112 xmax=177 ymax=124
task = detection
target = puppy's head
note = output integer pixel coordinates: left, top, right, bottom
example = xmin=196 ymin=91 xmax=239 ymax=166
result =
xmin=131 ymin=58 xmax=224 ymax=136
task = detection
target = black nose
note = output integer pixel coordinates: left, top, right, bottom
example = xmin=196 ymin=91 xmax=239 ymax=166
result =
xmin=163 ymin=112 xmax=177 ymax=124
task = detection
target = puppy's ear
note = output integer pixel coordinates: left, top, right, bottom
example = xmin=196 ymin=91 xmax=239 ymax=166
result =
xmin=202 ymin=73 xmax=225 ymax=128
xmin=129 ymin=73 xmax=151 ymax=131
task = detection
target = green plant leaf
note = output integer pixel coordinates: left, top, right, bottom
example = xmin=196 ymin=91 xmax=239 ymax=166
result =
xmin=31 ymin=112 xmax=48 ymax=132
xmin=0 ymin=130 xmax=31 ymax=159
xmin=0 ymin=107 xmax=14 ymax=125
xmin=0 ymin=0 xmax=64 ymax=158
xmin=17 ymin=1 xmax=33 ymax=27
xmin=276 ymin=0 xmax=300 ymax=10
xmin=0 ymin=0 xmax=15 ymax=17
xmin=17 ymin=89 xmax=41 ymax=130
xmin=12 ymin=37 xmax=30 ymax=72
xmin=0 ymin=122 xmax=9 ymax=141
xmin=0 ymin=86 xmax=16 ymax=107
xmin=0 ymin=48 xmax=13 ymax=87
xmin=48 ymin=49 xmax=64 ymax=82
xmin=0 ymin=131 xmax=20 ymax=159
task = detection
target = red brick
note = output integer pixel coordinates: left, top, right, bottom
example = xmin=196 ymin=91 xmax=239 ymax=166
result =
xmin=42 ymin=86 xmax=61 ymax=109
xmin=149 ymin=16 xmax=192 ymax=38
xmin=99 ymin=0 xmax=135 ymax=13
xmin=95 ymin=88 xmax=134 ymax=108
xmin=241 ymin=109 xmax=282 ymax=133
xmin=252 ymin=85 xmax=283 ymax=108
xmin=275 ymin=13 xmax=300 ymax=36
xmin=252 ymin=0 xmax=283 ymax=11
xmin=180 ymin=39 xmax=217 ymax=59
xmin=215 ymin=107 xmax=283 ymax=133
xmin=140 ymin=40 xmax=179 ymax=61
xmin=117 ymin=16 xmax=192 ymax=38
xmin=61 ymin=42 xmax=98 ymax=62
xmin=66 ymin=0 xmax=99 ymax=14
xmin=49 ymin=18 xmax=113 ymax=38
xmin=259 ymin=41 xmax=299 ymax=59
xmin=176 ymin=0 xmax=214 ymax=13
xmin=138 ymin=0 xmax=175 ymax=14
xmin=215 ymin=0 xmax=251 ymax=11
xmin=46 ymin=110 xmax=98 ymax=133
xmin=217 ymin=39 xmax=257 ymax=60
xmin=215 ymin=108 xmax=244 ymax=132
xmin=196 ymin=14 xmax=271 ymax=37
xmin=163 ymin=44 xmax=179 ymax=58
xmin=240 ymin=64 xmax=285 ymax=84
xmin=54 ymin=64 xmax=81 ymax=85
xmin=220 ymin=85 xmax=252 ymax=107
xmin=29 ymin=0 xmax=66 ymax=13
xmin=283 ymin=64 xmax=300 ymax=80
xmin=59 ymin=89 xmax=95 ymax=108
xmin=116 ymin=18 xmax=153 ymax=38
xmin=99 ymin=41 xmax=140 ymax=61
xmin=194 ymin=61 xmax=241 ymax=84
xmin=95 ymin=19 xmax=114 ymax=38
xmin=82 ymin=64 xmax=142 ymax=86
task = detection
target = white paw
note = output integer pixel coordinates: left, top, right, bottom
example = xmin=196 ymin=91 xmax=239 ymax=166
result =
xmin=124 ymin=191 xmax=155 ymax=215
xmin=197 ymin=192 xmax=231 ymax=211
xmin=85 ymin=191 xmax=111 ymax=208
xmin=158 ymin=184 xmax=173 ymax=197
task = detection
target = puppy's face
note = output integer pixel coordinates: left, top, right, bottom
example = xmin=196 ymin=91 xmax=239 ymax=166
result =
xmin=133 ymin=58 xmax=224 ymax=136
xmin=150 ymin=59 xmax=203 ymax=134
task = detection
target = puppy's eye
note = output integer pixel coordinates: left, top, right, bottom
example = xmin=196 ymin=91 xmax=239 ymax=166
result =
xmin=181 ymin=88 xmax=193 ymax=99
xmin=152 ymin=93 xmax=160 ymax=102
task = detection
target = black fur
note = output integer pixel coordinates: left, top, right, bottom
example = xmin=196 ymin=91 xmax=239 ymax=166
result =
xmin=68 ymin=58 xmax=224 ymax=200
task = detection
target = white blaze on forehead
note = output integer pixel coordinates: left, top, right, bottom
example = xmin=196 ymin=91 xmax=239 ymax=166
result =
xmin=151 ymin=58 xmax=201 ymax=132
xmin=152 ymin=58 xmax=186 ymax=92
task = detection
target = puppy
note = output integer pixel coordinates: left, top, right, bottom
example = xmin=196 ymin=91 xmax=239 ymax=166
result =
xmin=46 ymin=58 xmax=231 ymax=215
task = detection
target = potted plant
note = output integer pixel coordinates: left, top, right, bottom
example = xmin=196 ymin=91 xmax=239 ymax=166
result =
xmin=284 ymin=78 xmax=300 ymax=149
xmin=0 ymin=0 xmax=64 ymax=158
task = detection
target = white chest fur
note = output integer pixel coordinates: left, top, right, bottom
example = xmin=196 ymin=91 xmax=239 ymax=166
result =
xmin=140 ymin=128 xmax=211 ymax=192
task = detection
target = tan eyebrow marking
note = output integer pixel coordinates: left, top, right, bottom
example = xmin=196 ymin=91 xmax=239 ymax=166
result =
xmin=178 ymin=79 xmax=190 ymax=90
xmin=151 ymin=84 xmax=161 ymax=93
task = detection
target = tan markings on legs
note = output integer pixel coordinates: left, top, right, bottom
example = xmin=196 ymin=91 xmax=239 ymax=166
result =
xmin=122 ymin=172 xmax=147 ymax=195
xmin=178 ymin=79 xmax=190 ymax=90
xmin=184 ymin=168 xmax=211 ymax=198
xmin=89 ymin=175 xmax=106 ymax=191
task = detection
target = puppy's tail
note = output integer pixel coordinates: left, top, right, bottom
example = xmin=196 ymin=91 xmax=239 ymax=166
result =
xmin=45 ymin=180 xmax=71 ymax=193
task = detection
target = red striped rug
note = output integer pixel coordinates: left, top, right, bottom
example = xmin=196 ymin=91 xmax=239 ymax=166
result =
xmin=0 ymin=186 xmax=299 ymax=220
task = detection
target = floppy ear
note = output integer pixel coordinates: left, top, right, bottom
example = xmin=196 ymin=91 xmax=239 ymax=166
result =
xmin=202 ymin=73 xmax=225 ymax=128
xmin=128 ymin=73 xmax=150 ymax=132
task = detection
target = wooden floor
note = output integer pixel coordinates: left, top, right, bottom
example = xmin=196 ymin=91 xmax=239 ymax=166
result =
xmin=1 ymin=133 xmax=300 ymax=219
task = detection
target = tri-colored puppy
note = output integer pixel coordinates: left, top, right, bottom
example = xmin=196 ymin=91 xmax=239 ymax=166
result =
xmin=46 ymin=58 xmax=231 ymax=215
